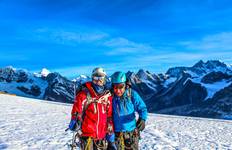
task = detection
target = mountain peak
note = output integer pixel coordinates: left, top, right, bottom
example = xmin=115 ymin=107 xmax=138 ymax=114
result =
xmin=193 ymin=60 xmax=227 ymax=69
xmin=193 ymin=60 xmax=204 ymax=68
xmin=41 ymin=68 xmax=50 ymax=77
xmin=166 ymin=66 xmax=187 ymax=77
xmin=137 ymin=69 xmax=150 ymax=79
xmin=1 ymin=66 xmax=16 ymax=72
xmin=34 ymin=68 xmax=51 ymax=78
xmin=205 ymin=60 xmax=227 ymax=68
xmin=72 ymin=75 xmax=90 ymax=84
xmin=137 ymin=69 xmax=145 ymax=74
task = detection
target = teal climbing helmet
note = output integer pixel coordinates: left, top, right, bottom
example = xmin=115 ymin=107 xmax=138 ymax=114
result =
xmin=111 ymin=71 xmax=127 ymax=84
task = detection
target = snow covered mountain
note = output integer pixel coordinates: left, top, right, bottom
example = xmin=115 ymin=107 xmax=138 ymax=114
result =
xmin=0 ymin=66 xmax=76 ymax=103
xmin=145 ymin=60 xmax=232 ymax=118
xmin=0 ymin=66 xmax=48 ymax=99
xmin=122 ymin=60 xmax=232 ymax=119
xmin=166 ymin=60 xmax=232 ymax=78
xmin=34 ymin=68 xmax=51 ymax=78
xmin=0 ymin=94 xmax=232 ymax=149
xmin=0 ymin=60 xmax=232 ymax=119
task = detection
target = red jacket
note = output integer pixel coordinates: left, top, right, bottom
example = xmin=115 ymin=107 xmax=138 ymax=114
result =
xmin=71 ymin=82 xmax=113 ymax=139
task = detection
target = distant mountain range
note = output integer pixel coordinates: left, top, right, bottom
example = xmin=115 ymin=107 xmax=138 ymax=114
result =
xmin=0 ymin=60 xmax=232 ymax=119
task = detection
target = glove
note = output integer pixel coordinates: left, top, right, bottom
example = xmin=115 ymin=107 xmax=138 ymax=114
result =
xmin=106 ymin=133 xmax=115 ymax=142
xmin=68 ymin=119 xmax=76 ymax=131
xmin=69 ymin=119 xmax=80 ymax=131
xmin=136 ymin=118 xmax=145 ymax=131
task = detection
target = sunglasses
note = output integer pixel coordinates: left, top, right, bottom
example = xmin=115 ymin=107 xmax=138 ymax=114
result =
xmin=113 ymin=83 xmax=125 ymax=90
xmin=93 ymin=76 xmax=105 ymax=81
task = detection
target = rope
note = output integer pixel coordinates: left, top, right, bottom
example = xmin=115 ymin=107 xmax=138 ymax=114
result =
xmin=119 ymin=133 xmax=125 ymax=150
xmin=85 ymin=137 xmax=92 ymax=150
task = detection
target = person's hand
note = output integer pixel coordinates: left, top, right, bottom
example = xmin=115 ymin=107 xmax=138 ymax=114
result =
xmin=107 ymin=134 xmax=117 ymax=150
xmin=106 ymin=133 xmax=115 ymax=142
xmin=136 ymin=118 xmax=145 ymax=131
xmin=68 ymin=119 xmax=77 ymax=131
xmin=107 ymin=123 xmax=113 ymax=133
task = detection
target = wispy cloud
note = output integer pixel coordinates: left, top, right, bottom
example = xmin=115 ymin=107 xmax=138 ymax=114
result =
xmin=180 ymin=32 xmax=232 ymax=51
xmin=104 ymin=37 xmax=153 ymax=55
xmin=53 ymin=31 xmax=108 ymax=43
xmin=27 ymin=27 xmax=154 ymax=56
xmin=134 ymin=52 xmax=204 ymax=63
xmin=104 ymin=37 xmax=142 ymax=47
xmin=33 ymin=28 xmax=109 ymax=45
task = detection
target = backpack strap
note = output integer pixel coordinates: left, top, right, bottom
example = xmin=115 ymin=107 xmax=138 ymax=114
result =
xmin=126 ymin=88 xmax=136 ymax=110
xmin=82 ymin=89 xmax=111 ymax=116
xmin=127 ymin=88 xmax=132 ymax=99
xmin=98 ymin=90 xmax=111 ymax=105
xmin=80 ymin=88 xmax=95 ymax=121
xmin=84 ymin=91 xmax=95 ymax=113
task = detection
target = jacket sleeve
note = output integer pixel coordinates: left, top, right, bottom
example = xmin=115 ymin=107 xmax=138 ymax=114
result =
xmin=107 ymin=96 xmax=114 ymax=132
xmin=71 ymin=91 xmax=87 ymax=121
xmin=132 ymin=90 xmax=148 ymax=121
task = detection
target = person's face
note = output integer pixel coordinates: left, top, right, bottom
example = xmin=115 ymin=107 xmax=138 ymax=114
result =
xmin=113 ymin=83 xmax=126 ymax=97
xmin=92 ymin=76 xmax=105 ymax=86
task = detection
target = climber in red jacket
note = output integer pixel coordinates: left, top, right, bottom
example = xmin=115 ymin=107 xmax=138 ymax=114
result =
xmin=69 ymin=67 xmax=114 ymax=150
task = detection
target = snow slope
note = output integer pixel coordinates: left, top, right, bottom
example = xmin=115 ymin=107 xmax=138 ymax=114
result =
xmin=0 ymin=94 xmax=232 ymax=150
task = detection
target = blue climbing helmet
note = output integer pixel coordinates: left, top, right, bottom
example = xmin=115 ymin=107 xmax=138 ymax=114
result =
xmin=111 ymin=71 xmax=127 ymax=84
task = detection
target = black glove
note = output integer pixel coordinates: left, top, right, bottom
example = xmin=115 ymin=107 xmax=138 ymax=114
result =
xmin=136 ymin=118 xmax=145 ymax=131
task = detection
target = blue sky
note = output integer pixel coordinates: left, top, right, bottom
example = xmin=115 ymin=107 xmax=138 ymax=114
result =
xmin=1 ymin=0 xmax=232 ymax=78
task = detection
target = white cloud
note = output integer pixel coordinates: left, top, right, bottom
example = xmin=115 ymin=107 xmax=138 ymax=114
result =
xmin=180 ymin=32 xmax=232 ymax=51
xmin=52 ymin=31 xmax=109 ymax=43
xmin=136 ymin=52 xmax=204 ymax=62
xmin=134 ymin=51 xmax=232 ymax=63
xmin=33 ymin=28 xmax=109 ymax=45
xmin=33 ymin=27 xmax=153 ymax=56
xmin=104 ymin=37 xmax=139 ymax=47
xmin=104 ymin=37 xmax=153 ymax=55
